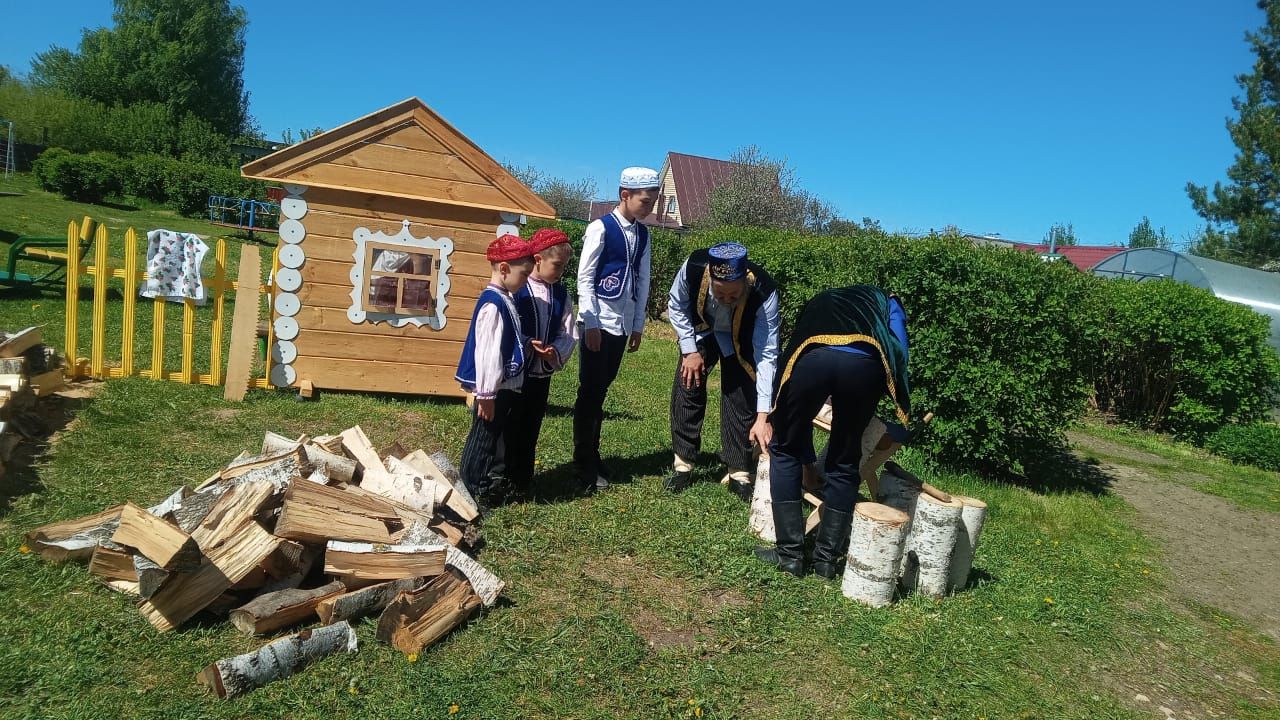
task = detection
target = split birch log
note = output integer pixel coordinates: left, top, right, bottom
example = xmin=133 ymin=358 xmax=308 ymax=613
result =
xmin=376 ymin=570 xmax=482 ymax=655
xmin=310 ymin=434 xmax=346 ymax=454
xmin=283 ymin=477 xmax=400 ymax=523
xmin=427 ymin=450 xmax=479 ymax=516
xmin=221 ymin=449 xmax=306 ymax=491
xmin=946 ymin=495 xmax=989 ymax=593
xmin=134 ymin=554 xmax=170 ymax=599
xmin=25 ymin=505 xmax=124 ymax=562
xmin=900 ymin=492 xmax=964 ymax=598
xmin=747 ymin=451 xmax=775 ymax=543
xmin=229 ymin=580 xmax=347 ymax=635
xmin=275 ymin=498 xmax=393 ymax=544
xmin=401 ymin=450 xmax=478 ymax=522
xmin=360 ymin=456 xmax=439 ymax=514
xmin=400 ymin=522 xmax=505 ymax=606
xmin=146 ymin=485 xmax=191 ymax=522
xmin=197 ymin=621 xmax=358 ymax=699
xmin=169 ymin=486 xmax=230 ymax=533
xmin=841 ymin=502 xmax=910 ymax=608
xmin=339 ymin=425 xmax=391 ymax=483
xmin=111 ymin=503 xmax=201 ymax=572
xmin=323 ymin=540 xmax=446 ymax=582
xmin=261 ymin=432 xmax=356 ymax=483
xmin=89 ymin=542 xmax=138 ymax=582
xmin=315 ymin=578 xmax=420 ymax=625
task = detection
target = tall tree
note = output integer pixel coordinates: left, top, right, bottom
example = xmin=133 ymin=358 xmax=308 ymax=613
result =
xmin=1186 ymin=0 xmax=1280 ymax=266
xmin=705 ymin=145 xmax=835 ymax=233
xmin=30 ymin=0 xmax=250 ymax=137
xmin=1128 ymin=216 xmax=1170 ymax=249
xmin=502 ymin=163 xmax=597 ymax=220
xmin=1044 ymin=222 xmax=1078 ymax=247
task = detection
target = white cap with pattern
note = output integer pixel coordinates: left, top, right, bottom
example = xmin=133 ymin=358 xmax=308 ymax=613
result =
xmin=619 ymin=166 xmax=660 ymax=189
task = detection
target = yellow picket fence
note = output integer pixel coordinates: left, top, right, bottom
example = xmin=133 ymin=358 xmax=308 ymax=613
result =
xmin=63 ymin=219 xmax=275 ymax=389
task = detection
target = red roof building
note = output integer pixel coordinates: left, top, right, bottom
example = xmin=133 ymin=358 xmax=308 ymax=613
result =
xmin=1012 ymin=243 xmax=1127 ymax=270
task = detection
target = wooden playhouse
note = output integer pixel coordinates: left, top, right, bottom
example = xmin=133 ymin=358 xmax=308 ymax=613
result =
xmin=240 ymin=98 xmax=556 ymax=397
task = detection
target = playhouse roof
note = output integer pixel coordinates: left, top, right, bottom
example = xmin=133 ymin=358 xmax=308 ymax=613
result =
xmin=241 ymin=98 xmax=556 ymax=218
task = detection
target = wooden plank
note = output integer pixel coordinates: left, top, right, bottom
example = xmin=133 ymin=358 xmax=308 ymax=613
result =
xmin=208 ymin=239 xmax=228 ymax=385
xmin=288 ymin=163 xmax=514 ymax=210
xmin=294 ymin=279 xmax=482 ymax=312
xmin=293 ymin=307 xmax=472 ymax=344
xmin=329 ymin=142 xmax=489 ymax=185
xmin=302 ymin=187 xmax=506 ymax=231
xmin=292 ymin=329 xmax=463 ymax=365
xmin=111 ymin=503 xmax=201 ymax=571
xmin=90 ymin=225 xmax=109 ymax=377
xmin=369 ymin=124 xmax=450 ymax=154
xmin=292 ymin=356 xmax=465 ymax=397
xmin=242 ymin=101 xmax=417 ymax=178
xmin=223 ymin=247 xmax=262 ymax=401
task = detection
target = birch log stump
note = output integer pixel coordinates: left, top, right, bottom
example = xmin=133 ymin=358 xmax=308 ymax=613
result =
xmin=747 ymin=452 xmax=774 ymax=543
xmin=946 ymin=495 xmax=988 ymax=593
xmin=197 ymin=621 xmax=358 ymax=699
xmin=900 ymin=492 xmax=964 ymax=598
xmin=841 ymin=502 xmax=910 ymax=608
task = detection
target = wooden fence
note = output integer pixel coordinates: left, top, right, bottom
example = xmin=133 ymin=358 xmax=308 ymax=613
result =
xmin=63 ymin=219 xmax=276 ymax=390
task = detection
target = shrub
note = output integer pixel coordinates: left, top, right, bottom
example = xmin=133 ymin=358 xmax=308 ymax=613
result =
xmin=1205 ymin=423 xmax=1280 ymax=471
xmin=32 ymin=148 xmax=124 ymax=203
xmin=1090 ymin=279 xmax=1280 ymax=438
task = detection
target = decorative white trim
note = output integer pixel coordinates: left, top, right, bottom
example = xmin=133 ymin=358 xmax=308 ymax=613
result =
xmin=279 ymin=244 xmax=305 ymax=269
xmin=274 ymin=316 xmax=299 ymax=341
xmin=270 ymin=340 xmax=298 ymax=364
xmin=495 ymin=223 xmax=520 ymax=238
xmin=274 ymin=292 xmax=300 ymax=317
xmin=284 ymin=183 xmax=308 ymax=196
xmin=348 ymin=219 xmax=453 ymax=329
xmin=281 ymin=197 xmax=308 ymax=220
xmin=499 ymin=211 xmax=520 ymax=223
xmin=269 ymin=364 xmax=297 ymax=388
xmin=276 ymin=268 xmax=302 ymax=292
xmin=279 ymin=219 xmax=306 ymax=244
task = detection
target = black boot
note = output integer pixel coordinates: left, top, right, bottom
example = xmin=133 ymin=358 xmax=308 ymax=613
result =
xmin=811 ymin=507 xmax=854 ymax=580
xmin=663 ymin=467 xmax=693 ymax=493
xmin=754 ymin=500 xmax=805 ymax=577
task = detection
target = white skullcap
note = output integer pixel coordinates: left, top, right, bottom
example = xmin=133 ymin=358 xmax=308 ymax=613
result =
xmin=619 ymin=166 xmax=660 ymax=189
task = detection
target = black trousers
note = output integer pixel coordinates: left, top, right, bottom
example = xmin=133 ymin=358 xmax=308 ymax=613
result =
xmin=460 ymin=389 xmax=518 ymax=504
xmin=768 ymin=348 xmax=885 ymax=513
xmin=503 ymin=374 xmax=552 ymax=496
xmin=573 ymin=329 xmax=628 ymax=480
xmin=670 ymin=337 xmax=757 ymax=471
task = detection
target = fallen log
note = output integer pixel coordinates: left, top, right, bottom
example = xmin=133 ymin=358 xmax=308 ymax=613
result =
xmin=111 ymin=503 xmax=201 ymax=572
xmin=25 ymin=505 xmax=124 ymax=562
xmin=229 ymin=581 xmax=347 ymax=636
xmin=315 ymin=578 xmax=420 ymax=625
xmin=197 ymin=621 xmax=358 ymax=699
xmin=323 ymin=540 xmax=446 ymax=582
xmin=946 ymin=495 xmax=988 ymax=593
xmin=841 ymin=502 xmax=910 ymax=608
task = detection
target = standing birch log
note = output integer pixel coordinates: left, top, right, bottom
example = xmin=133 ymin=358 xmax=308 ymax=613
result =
xmin=841 ymin=502 xmax=910 ymax=607
xmin=901 ymin=492 xmax=963 ymax=598
xmin=946 ymin=495 xmax=988 ymax=593
xmin=197 ymin=621 xmax=358 ymax=699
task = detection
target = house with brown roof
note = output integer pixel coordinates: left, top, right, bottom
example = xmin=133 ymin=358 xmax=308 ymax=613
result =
xmin=581 ymin=152 xmax=746 ymax=230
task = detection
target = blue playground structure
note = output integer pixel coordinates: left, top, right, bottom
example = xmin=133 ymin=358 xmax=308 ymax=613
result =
xmin=208 ymin=192 xmax=282 ymax=242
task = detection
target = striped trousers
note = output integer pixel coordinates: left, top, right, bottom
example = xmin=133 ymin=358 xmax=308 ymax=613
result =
xmin=460 ymin=389 xmax=518 ymax=504
xmin=670 ymin=337 xmax=757 ymax=471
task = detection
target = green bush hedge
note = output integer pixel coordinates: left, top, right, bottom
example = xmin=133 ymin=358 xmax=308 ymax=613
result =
xmin=1090 ymin=279 xmax=1280 ymax=439
xmin=33 ymin=149 xmax=267 ymax=216
xmin=1205 ymin=423 xmax=1280 ymax=471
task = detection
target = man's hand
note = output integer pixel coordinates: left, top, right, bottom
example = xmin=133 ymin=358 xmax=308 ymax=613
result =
xmin=475 ymin=397 xmax=496 ymax=421
xmin=749 ymin=413 xmax=773 ymax=450
xmin=530 ymin=340 xmax=557 ymax=362
xmin=679 ymin=352 xmax=706 ymax=389
xmin=584 ymin=327 xmax=601 ymax=352
xmin=627 ymin=331 xmax=643 ymax=352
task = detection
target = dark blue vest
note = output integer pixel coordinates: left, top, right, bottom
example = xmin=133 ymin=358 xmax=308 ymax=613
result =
xmin=455 ymin=287 xmax=527 ymax=392
xmin=514 ymin=280 xmax=568 ymax=346
xmin=594 ymin=212 xmax=649 ymax=301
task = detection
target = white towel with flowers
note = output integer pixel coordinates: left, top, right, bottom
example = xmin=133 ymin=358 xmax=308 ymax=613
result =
xmin=141 ymin=229 xmax=208 ymax=304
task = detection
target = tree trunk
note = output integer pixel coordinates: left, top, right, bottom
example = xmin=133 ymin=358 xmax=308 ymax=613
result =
xmin=197 ymin=621 xmax=358 ymax=699
xmin=901 ymin=492 xmax=964 ymax=598
xmin=946 ymin=495 xmax=988 ymax=593
xmin=841 ymin=502 xmax=910 ymax=608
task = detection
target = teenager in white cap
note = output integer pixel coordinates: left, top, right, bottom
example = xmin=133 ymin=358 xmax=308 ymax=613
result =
xmin=573 ymin=166 xmax=660 ymax=494
xmin=664 ymin=241 xmax=780 ymax=501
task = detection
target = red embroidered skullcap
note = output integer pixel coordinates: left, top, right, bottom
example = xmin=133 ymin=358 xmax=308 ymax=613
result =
xmin=486 ymin=234 xmax=533 ymax=262
xmin=529 ymin=227 xmax=570 ymax=254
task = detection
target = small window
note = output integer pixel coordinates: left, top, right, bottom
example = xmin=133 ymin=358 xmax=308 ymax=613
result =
xmin=666 ymin=196 xmax=678 ymax=217
xmin=364 ymin=243 xmax=440 ymax=315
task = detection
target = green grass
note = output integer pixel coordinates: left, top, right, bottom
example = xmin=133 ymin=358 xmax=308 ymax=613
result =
xmin=1072 ymin=418 xmax=1280 ymax=513
xmin=0 ymin=178 xmax=1277 ymax=718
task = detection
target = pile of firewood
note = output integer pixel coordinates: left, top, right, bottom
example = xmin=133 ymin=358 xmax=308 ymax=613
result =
xmin=0 ymin=327 xmax=65 ymax=479
xmin=24 ymin=425 xmax=502 ymax=699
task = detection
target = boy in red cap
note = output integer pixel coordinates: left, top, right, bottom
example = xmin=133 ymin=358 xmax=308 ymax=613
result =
xmin=455 ymin=233 xmax=536 ymax=509
xmin=503 ymin=227 xmax=578 ymax=499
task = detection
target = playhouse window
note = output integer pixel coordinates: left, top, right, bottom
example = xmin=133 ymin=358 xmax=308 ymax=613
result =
xmin=363 ymin=243 xmax=441 ymax=315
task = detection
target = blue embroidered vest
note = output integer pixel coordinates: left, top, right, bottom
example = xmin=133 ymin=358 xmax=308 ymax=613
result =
xmin=455 ymin=287 xmax=527 ymax=392
xmin=595 ymin=212 xmax=649 ymax=301
xmin=514 ymin=280 xmax=568 ymax=346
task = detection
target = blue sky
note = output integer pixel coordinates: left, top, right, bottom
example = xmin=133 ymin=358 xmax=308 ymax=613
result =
xmin=0 ymin=1 xmax=1263 ymax=246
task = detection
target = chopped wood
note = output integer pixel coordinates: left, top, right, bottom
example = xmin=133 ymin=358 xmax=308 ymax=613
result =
xmin=229 ymin=581 xmax=346 ymax=635
xmin=376 ymin=570 xmax=482 ymax=655
xmin=0 ymin=326 xmax=41 ymax=358
xmin=361 ymin=456 xmax=439 ymax=513
xmin=275 ymin=499 xmax=393 ymax=544
xmin=147 ymin=485 xmax=192 ymax=521
xmin=426 ymin=450 xmax=479 ymax=515
xmin=190 ymin=481 xmax=278 ymax=552
xmin=310 ymin=434 xmax=345 ymax=454
xmin=0 ymin=373 xmax=27 ymax=391
xmin=134 ymin=554 xmax=170 ymax=599
xmin=0 ymin=358 xmax=24 ymax=374
xmin=401 ymin=450 xmax=478 ymax=521
xmin=399 ymin=522 xmax=504 ymax=605
xmin=259 ymin=431 xmax=304 ymax=454
xmin=25 ymin=505 xmax=124 ymax=562
xmin=338 ymin=483 xmax=432 ymax=529
xmin=89 ymin=542 xmax=138 ymax=582
xmin=284 ymin=477 xmax=400 ymax=522
xmin=29 ymin=368 xmax=65 ymax=397
xmin=379 ymin=440 xmax=408 ymax=463
xmin=169 ymin=486 xmax=228 ymax=533
xmin=261 ymin=540 xmax=307 ymax=579
xmin=260 ymin=434 xmax=355 ymax=482
xmin=197 ymin=621 xmax=358 ymax=699
xmin=111 ymin=502 xmax=201 ymax=572
xmin=339 ymin=425 xmax=390 ymax=482
xmin=102 ymin=580 xmax=141 ymax=596
xmin=323 ymin=540 xmax=446 ymax=582
xmin=315 ymin=578 xmax=419 ymax=625
xmin=218 ymin=446 xmax=306 ymax=490
xmin=257 ymin=546 xmax=320 ymax=595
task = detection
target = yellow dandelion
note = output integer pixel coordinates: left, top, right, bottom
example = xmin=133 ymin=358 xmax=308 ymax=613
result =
xmin=449 ymin=703 xmax=460 ymax=714
xmin=19 ymin=544 xmax=31 ymax=554
xmin=1034 ymin=539 xmax=1041 ymax=546
xmin=688 ymin=699 xmax=696 ymax=706
xmin=1052 ymin=540 xmax=1060 ymax=546
xmin=695 ymin=708 xmax=703 ymax=718
xmin=1043 ymin=597 xmax=1055 ymax=605
xmin=407 ymin=652 xmax=418 ymax=663
xmin=348 ymin=686 xmax=359 ymax=696
xmin=1112 ymin=562 xmax=1120 ymax=568
xmin=1142 ymin=568 xmax=1150 ymax=575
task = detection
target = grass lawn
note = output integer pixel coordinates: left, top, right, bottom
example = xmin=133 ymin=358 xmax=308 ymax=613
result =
xmin=0 ymin=179 xmax=1277 ymax=719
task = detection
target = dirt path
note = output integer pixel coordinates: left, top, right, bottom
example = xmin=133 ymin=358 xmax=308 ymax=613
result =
xmin=1070 ymin=432 xmax=1280 ymax=641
